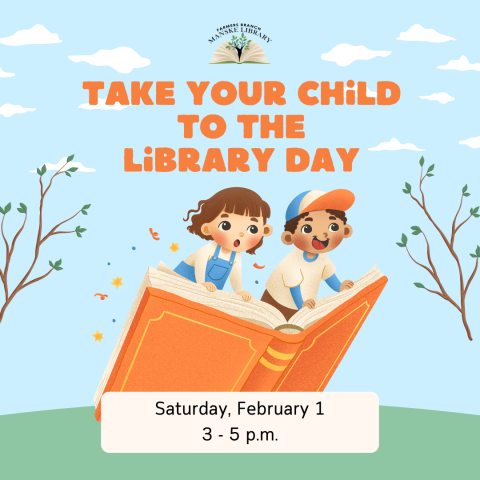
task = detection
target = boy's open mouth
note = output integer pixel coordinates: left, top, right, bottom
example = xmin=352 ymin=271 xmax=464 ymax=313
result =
xmin=234 ymin=239 xmax=241 ymax=247
xmin=312 ymin=237 xmax=329 ymax=250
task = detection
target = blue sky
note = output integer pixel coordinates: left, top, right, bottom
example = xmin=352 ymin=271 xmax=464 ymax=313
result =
xmin=0 ymin=0 xmax=479 ymax=416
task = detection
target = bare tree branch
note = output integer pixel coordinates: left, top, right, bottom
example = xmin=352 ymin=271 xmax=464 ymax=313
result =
xmin=465 ymin=257 xmax=479 ymax=295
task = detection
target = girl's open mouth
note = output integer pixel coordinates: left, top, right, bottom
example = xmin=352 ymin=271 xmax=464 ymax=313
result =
xmin=312 ymin=237 xmax=329 ymax=250
xmin=234 ymin=239 xmax=241 ymax=247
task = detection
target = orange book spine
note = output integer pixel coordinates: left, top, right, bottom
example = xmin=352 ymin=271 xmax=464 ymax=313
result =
xmin=241 ymin=338 xmax=303 ymax=391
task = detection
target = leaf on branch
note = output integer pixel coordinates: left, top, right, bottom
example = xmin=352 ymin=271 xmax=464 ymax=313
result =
xmin=414 ymin=282 xmax=425 ymax=289
xmin=427 ymin=164 xmax=435 ymax=173
xmin=411 ymin=226 xmax=422 ymax=235
xmin=82 ymin=204 xmax=91 ymax=210
xmin=462 ymin=184 xmax=468 ymax=193
xmin=4 ymin=203 xmax=11 ymax=214
xmin=55 ymin=259 xmax=62 ymax=267
xmin=81 ymin=210 xmax=88 ymax=215
xmin=476 ymin=245 xmax=480 ymax=257
xmin=419 ymin=156 xmax=425 ymax=167
xmin=426 ymin=173 xmax=434 ymax=177
xmin=17 ymin=202 xmax=27 ymax=214
xmin=396 ymin=242 xmax=406 ymax=247
xmin=401 ymin=233 xmax=408 ymax=244
xmin=67 ymin=154 xmax=75 ymax=163
xmin=464 ymin=193 xmax=471 ymax=197
xmin=67 ymin=167 xmax=78 ymax=173
xmin=0 ymin=207 xmax=4 ymax=215
xmin=65 ymin=172 xmax=71 ymax=177
xmin=76 ymin=232 xmax=82 ymax=237
xmin=41 ymin=165 xmax=47 ymax=175
xmin=37 ymin=168 xmax=42 ymax=176
xmin=403 ymin=182 xmax=412 ymax=194
xmin=52 ymin=259 xmax=63 ymax=271
xmin=470 ymin=253 xmax=476 ymax=258
xmin=49 ymin=260 xmax=54 ymax=267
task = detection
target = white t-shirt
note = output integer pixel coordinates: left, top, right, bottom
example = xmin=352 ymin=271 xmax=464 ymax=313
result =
xmin=184 ymin=242 xmax=243 ymax=293
xmin=265 ymin=248 xmax=336 ymax=309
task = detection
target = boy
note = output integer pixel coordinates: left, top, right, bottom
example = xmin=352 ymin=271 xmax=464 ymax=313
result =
xmin=262 ymin=189 xmax=355 ymax=321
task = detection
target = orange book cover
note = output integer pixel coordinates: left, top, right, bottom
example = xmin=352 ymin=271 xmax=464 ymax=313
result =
xmin=94 ymin=273 xmax=387 ymax=421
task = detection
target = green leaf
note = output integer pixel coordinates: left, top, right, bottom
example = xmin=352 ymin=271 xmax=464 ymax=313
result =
xmin=402 ymin=189 xmax=409 ymax=194
xmin=414 ymin=282 xmax=425 ymax=289
xmin=426 ymin=173 xmax=434 ymax=177
xmin=4 ymin=203 xmax=11 ymax=214
xmin=462 ymin=184 xmax=468 ymax=193
xmin=19 ymin=203 xmax=27 ymax=212
xmin=55 ymin=266 xmax=63 ymax=271
xmin=37 ymin=168 xmax=42 ymax=176
xmin=474 ymin=213 xmax=480 ymax=218
xmin=78 ymin=228 xmax=87 ymax=233
xmin=0 ymin=207 xmax=4 ymax=215
xmin=65 ymin=172 xmax=71 ymax=177
xmin=464 ymin=193 xmax=471 ymax=197
xmin=81 ymin=210 xmax=88 ymax=215
xmin=411 ymin=226 xmax=421 ymax=231
xmin=470 ymin=253 xmax=476 ymax=258
xmin=473 ymin=206 xmax=479 ymax=213
xmin=396 ymin=242 xmax=405 ymax=248
xmin=41 ymin=164 xmax=47 ymax=175
xmin=76 ymin=232 xmax=82 ymax=238
xmin=49 ymin=260 xmax=54 ymax=268
xmin=67 ymin=154 xmax=74 ymax=163
xmin=405 ymin=182 xmax=411 ymax=192
xmin=427 ymin=164 xmax=435 ymax=173
xmin=82 ymin=204 xmax=91 ymax=210
xmin=55 ymin=259 xmax=62 ymax=267
xmin=412 ymin=230 xmax=421 ymax=235
xmin=67 ymin=167 xmax=78 ymax=173
xmin=476 ymin=245 xmax=480 ymax=257
xmin=401 ymin=233 xmax=408 ymax=245
xmin=419 ymin=156 xmax=424 ymax=167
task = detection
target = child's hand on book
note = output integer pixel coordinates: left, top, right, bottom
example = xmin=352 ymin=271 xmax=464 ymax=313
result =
xmin=202 ymin=282 xmax=217 ymax=292
xmin=340 ymin=280 xmax=355 ymax=291
xmin=302 ymin=299 xmax=316 ymax=309
xmin=237 ymin=291 xmax=252 ymax=301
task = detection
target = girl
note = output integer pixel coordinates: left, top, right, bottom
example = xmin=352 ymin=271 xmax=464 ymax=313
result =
xmin=174 ymin=187 xmax=273 ymax=301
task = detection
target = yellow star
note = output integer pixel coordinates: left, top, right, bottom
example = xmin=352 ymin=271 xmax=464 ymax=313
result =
xmin=111 ymin=276 xmax=123 ymax=289
xmin=169 ymin=242 xmax=179 ymax=253
xmin=92 ymin=330 xmax=103 ymax=342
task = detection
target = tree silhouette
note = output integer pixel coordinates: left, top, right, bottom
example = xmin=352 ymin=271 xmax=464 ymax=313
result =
xmin=0 ymin=155 xmax=90 ymax=323
xmin=226 ymin=33 xmax=252 ymax=61
xmin=397 ymin=156 xmax=479 ymax=341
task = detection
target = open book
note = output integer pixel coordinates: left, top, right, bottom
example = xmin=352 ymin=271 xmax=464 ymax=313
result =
xmin=94 ymin=263 xmax=387 ymax=420
xmin=210 ymin=40 xmax=269 ymax=64
xmin=156 ymin=262 xmax=384 ymax=333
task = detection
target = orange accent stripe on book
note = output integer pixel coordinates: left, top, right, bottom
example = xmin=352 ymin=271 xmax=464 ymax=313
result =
xmin=266 ymin=346 xmax=296 ymax=361
xmin=259 ymin=356 xmax=287 ymax=372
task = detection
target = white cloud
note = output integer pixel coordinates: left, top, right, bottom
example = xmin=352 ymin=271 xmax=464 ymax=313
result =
xmin=0 ymin=104 xmax=35 ymax=118
xmin=0 ymin=24 xmax=61 ymax=46
xmin=459 ymin=136 xmax=480 ymax=149
xmin=397 ymin=24 xmax=455 ymax=43
xmin=344 ymin=84 xmax=377 ymax=98
xmin=78 ymin=97 xmax=128 ymax=110
xmin=0 ymin=67 xmax=15 ymax=78
xmin=68 ymin=47 xmax=150 ymax=74
xmin=368 ymin=138 xmax=424 ymax=152
xmin=29 ymin=158 xmax=96 ymax=173
xmin=438 ymin=56 xmax=480 ymax=72
xmin=419 ymin=92 xmax=455 ymax=104
xmin=321 ymin=44 xmax=391 ymax=67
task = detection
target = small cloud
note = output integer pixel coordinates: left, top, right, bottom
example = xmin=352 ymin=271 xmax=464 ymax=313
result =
xmin=29 ymin=158 xmax=96 ymax=173
xmin=344 ymin=84 xmax=377 ymax=98
xmin=438 ymin=56 xmax=480 ymax=72
xmin=397 ymin=24 xmax=455 ymax=43
xmin=459 ymin=136 xmax=480 ymax=149
xmin=0 ymin=104 xmax=35 ymax=118
xmin=369 ymin=138 xmax=424 ymax=152
xmin=68 ymin=47 xmax=150 ymax=74
xmin=0 ymin=67 xmax=15 ymax=78
xmin=78 ymin=97 xmax=128 ymax=110
xmin=321 ymin=44 xmax=391 ymax=67
xmin=0 ymin=24 xmax=61 ymax=46
xmin=419 ymin=92 xmax=455 ymax=104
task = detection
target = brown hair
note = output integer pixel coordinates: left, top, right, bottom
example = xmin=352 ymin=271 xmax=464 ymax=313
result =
xmin=284 ymin=209 xmax=347 ymax=233
xmin=184 ymin=187 xmax=271 ymax=255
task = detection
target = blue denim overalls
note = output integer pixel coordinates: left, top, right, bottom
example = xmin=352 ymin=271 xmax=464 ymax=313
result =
xmin=174 ymin=244 xmax=236 ymax=290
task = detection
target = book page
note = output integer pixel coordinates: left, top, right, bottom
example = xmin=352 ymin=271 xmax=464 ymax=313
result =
xmin=240 ymin=41 xmax=269 ymax=63
xmin=289 ymin=266 xmax=383 ymax=329
xmin=155 ymin=263 xmax=285 ymax=328
xmin=210 ymin=41 xmax=239 ymax=63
